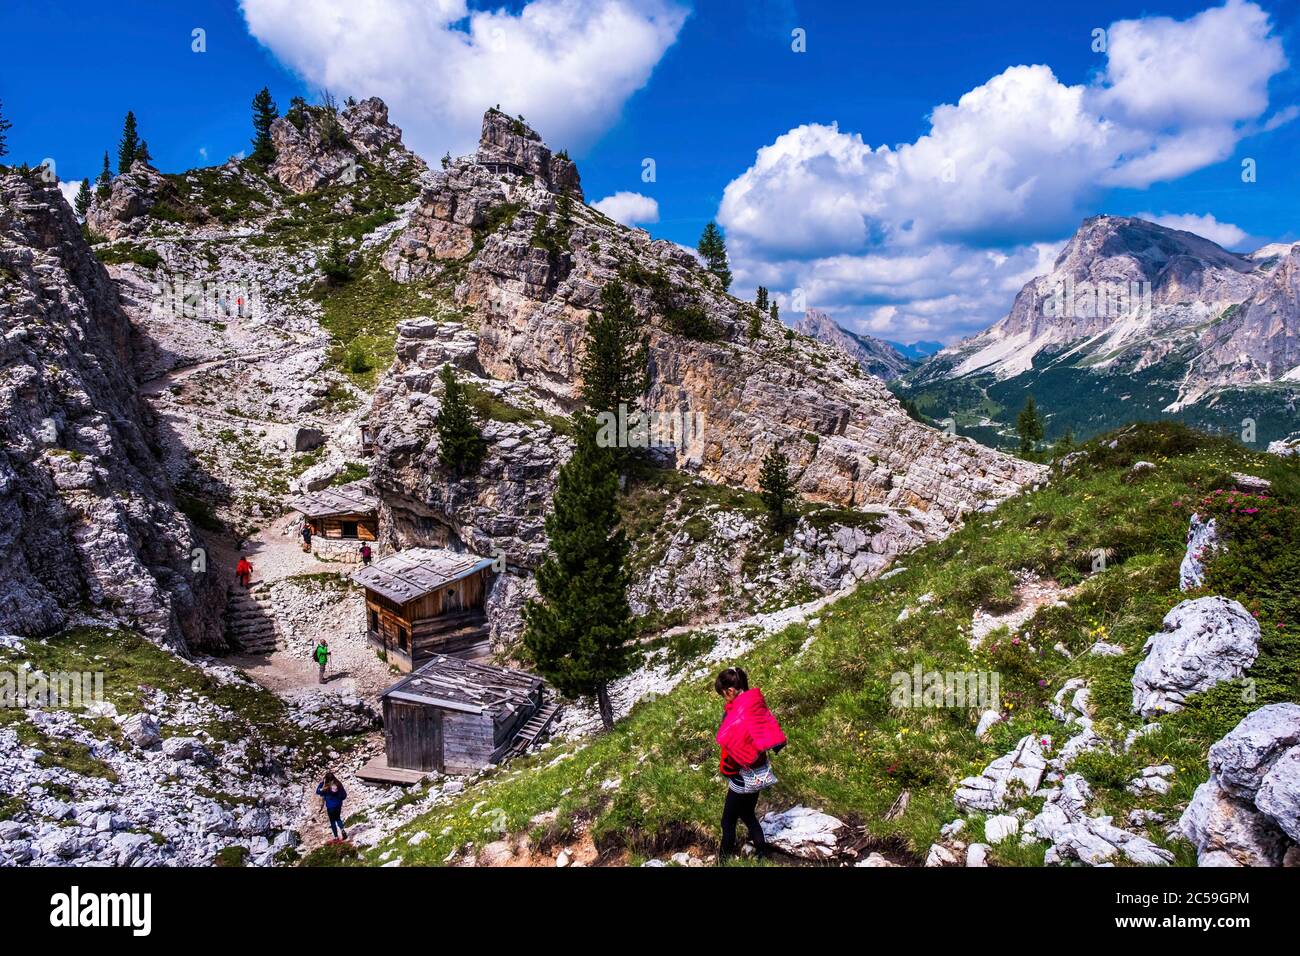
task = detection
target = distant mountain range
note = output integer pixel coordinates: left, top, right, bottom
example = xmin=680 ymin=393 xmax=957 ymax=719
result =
xmin=895 ymin=215 xmax=1300 ymax=448
xmin=793 ymin=310 xmax=916 ymax=380
xmin=886 ymin=339 xmax=944 ymax=360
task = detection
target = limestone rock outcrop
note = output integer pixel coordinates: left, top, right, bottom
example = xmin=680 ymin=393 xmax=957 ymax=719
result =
xmin=1178 ymin=704 xmax=1300 ymax=865
xmin=0 ymin=172 xmax=218 ymax=649
xmin=269 ymin=96 xmax=425 ymax=195
xmin=84 ymin=160 xmax=173 ymax=241
xmin=1131 ymin=596 xmax=1259 ymax=718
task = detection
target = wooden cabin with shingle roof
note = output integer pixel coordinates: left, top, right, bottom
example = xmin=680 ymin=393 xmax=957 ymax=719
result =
xmin=287 ymin=481 xmax=379 ymax=547
xmin=352 ymin=547 xmax=495 ymax=671
xmin=378 ymin=654 xmax=552 ymax=773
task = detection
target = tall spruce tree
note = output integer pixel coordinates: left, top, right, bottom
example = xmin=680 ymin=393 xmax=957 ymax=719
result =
xmin=769 ymin=301 xmax=779 ymax=324
xmin=523 ymin=416 xmax=635 ymax=731
xmin=74 ymin=178 xmax=91 ymax=216
xmin=0 ymin=100 xmax=11 ymax=160
xmin=251 ymin=87 xmax=279 ymax=167
xmin=754 ymin=286 xmax=769 ymax=313
xmin=697 ymin=221 xmax=732 ymax=291
xmin=136 ymin=140 xmax=152 ymax=164
xmin=758 ymin=444 xmax=794 ymax=530
xmin=1016 ymin=395 xmax=1045 ymax=457
xmin=95 ymin=152 xmax=112 ymax=196
xmin=434 ymin=364 xmax=486 ymax=474
xmin=117 ymin=112 xmax=141 ymax=173
xmin=579 ymin=279 xmax=648 ymax=420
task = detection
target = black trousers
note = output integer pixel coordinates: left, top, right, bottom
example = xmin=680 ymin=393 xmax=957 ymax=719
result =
xmin=720 ymin=787 xmax=766 ymax=855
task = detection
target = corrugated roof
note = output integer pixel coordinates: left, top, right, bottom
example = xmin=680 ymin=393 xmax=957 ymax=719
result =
xmin=287 ymin=481 xmax=379 ymax=519
xmin=351 ymin=547 xmax=493 ymax=604
xmin=381 ymin=654 xmax=542 ymax=717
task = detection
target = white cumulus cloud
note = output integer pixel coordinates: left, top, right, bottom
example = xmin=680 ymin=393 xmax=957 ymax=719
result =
xmin=718 ymin=0 xmax=1288 ymax=344
xmin=1139 ymin=212 xmax=1250 ymax=249
xmin=238 ymin=0 xmax=688 ymax=161
xmin=593 ymin=191 xmax=660 ymax=225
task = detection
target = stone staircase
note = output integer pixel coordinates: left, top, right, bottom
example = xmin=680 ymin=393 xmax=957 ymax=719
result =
xmin=225 ymin=583 xmax=281 ymax=654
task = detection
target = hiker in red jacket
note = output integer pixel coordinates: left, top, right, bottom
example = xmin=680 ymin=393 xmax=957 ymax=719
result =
xmin=714 ymin=667 xmax=785 ymax=860
xmin=235 ymin=556 xmax=253 ymax=588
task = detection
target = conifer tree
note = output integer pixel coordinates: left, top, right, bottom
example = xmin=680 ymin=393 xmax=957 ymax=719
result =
xmin=117 ymin=111 xmax=141 ymax=172
xmin=748 ymin=307 xmax=763 ymax=340
xmin=523 ymin=416 xmax=635 ymax=731
xmin=696 ymin=221 xmax=732 ymax=291
xmin=136 ymin=140 xmax=152 ymax=164
xmin=758 ymin=444 xmax=794 ymax=530
xmin=754 ymin=286 xmax=768 ymax=313
xmin=434 ymin=364 xmax=486 ymax=474
xmin=250 ymin=87 xmax=279 ymax=167
xmin=1016 ymin=395 xmax=1045 ymax=457
xmin=0 ymin=100 xmax=12 ymax=160
xmin=95 ymin=152 xmax=112 ymax=196
xmin=769 ymin=301 xmax=779 ymax=324
xmin=579 ymin=279 xmax=647 ymax=419
xmin=74 ymin=178 xmax=91 ymax=216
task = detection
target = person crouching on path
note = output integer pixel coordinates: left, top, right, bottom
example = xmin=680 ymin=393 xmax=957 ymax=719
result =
xmin=235 ymin=556 xmax=253 ymax=588
xmin=715 ymin=666 xmax=785 ymax=861
xmin=314 ymin=639 xmax=330 ymax=684
xmin=317 ymin=772 xmax=348 ymax=841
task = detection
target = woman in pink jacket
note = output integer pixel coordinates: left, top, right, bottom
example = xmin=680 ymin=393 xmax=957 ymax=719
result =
xmin=714 ymin=667 xmax=786 ymax=860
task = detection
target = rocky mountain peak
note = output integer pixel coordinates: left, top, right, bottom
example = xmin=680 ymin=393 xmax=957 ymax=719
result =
xmin=793 ymin=310 xmax=913 ymax=381
xmin=475 ymin=108 xmax=583 ymax=200
xmin=269 ymin=95 xmax=425 ymax=194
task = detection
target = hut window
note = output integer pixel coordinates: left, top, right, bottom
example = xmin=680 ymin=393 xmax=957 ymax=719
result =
xmin=341 ymin=520 xmax=359 ymax=538
xmin=398 ymin=627 xmax=409 ymax=652
xmin=369 ymin=610 xmax=379 ymax=633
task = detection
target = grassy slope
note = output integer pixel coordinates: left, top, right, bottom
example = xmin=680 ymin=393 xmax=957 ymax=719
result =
xmin=357 ymin=423 xmax=1299 ymax=867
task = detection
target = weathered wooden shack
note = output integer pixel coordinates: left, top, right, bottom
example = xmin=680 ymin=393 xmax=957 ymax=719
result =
xmin=352 ymin=547 xmax=494 ymax=671
xmin=287 ymin=482 xmax=379 ymax=551
xmin=380 ymin=654 xmax=548 ymax=773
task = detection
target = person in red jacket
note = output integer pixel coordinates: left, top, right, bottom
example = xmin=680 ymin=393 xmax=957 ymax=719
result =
xmin=714 ymin=667 xmax=785 ymax=860
xmin=235 ymin=556 xmax=253 ymax=588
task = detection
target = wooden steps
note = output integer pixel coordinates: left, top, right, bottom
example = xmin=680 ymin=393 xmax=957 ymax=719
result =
xmin=506 ymin=700 xmax=561 ymax=758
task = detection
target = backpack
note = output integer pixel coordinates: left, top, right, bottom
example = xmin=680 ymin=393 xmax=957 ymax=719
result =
xmin=312 ymin=644 xmax=326 ymax=663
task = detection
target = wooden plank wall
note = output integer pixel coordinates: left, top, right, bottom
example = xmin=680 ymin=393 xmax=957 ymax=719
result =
xmin=442 ymin=710 xmax=496 ymax=773
xmin=384 ymin=699 xmax=443 ymax=772
xmin=319 ymin=514 xmax=377 ymax=540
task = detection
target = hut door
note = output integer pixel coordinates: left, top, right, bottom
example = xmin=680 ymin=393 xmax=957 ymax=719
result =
xmin=386 ymin=701 xmax=443 ymax=773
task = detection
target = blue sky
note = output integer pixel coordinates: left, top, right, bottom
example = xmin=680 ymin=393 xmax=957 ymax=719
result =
xmin=3 ymin=0 xmax=1298 ymax=344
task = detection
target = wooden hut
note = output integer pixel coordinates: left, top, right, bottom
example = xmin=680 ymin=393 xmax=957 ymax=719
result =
xmin=287 ymin=482 xmax=379 ymax=548
xmin=378 ymin=654 xmax=552 ymax=773
xmin=353 ymin=547 xmax=494 ymax=671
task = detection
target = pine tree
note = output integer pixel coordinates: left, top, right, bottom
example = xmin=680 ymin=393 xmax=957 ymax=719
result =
xmin=74 ymin=178 xmax=91 ymax=216
xmin=0 ymin=100 xmax=12 ymax=160
xmin=754 ymin=286 xmax=769 ymax=313
xmin=523 ymin=416 xmax=635 ymax=731
xmin=747 ymin=307 xmax=762 ymax=340
xmin=696 ymin=221 xmax=732 ymax=291
xmin=434 ymin=364 xmax=486 ymax=474
xmin=320 ymin=233 xmax=353 ymax=284
xmin=136 ymin=140 xmax=152 ymax=164
xmin=579 ymin=280 xmax=648 ymax=418
xmin=1016 ymin=395 xmax=1045 ymax=457
xmin=250 ymin=87 xmax=279 ymax=167
xmin=440 ymin=152 xmax=451 ymax=169
xmin=117 ymin=111 xmax=141 ymax=172
xmin=95 ymin=152 xmax=112 ymax=197
xmin=770 ymin=301 xmax=779 ymax=324
xmin=1053 ymin=427 xmax=1075 ymax=458
xmin=758 ymin=444 xmax=794 ymax=530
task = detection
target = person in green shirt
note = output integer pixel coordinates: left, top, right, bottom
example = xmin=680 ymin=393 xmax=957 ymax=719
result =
xmin=314 ymin=639 xmax=330 ymax=684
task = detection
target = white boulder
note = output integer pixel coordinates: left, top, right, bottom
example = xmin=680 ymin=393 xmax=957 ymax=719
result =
xmin=1131 ymin=597 xmax=1259 ymax=718
xmin=759 ymin=806 xmax=846 ymax=860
